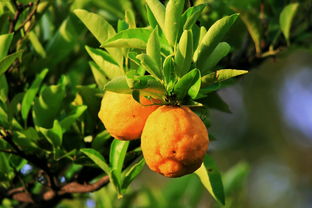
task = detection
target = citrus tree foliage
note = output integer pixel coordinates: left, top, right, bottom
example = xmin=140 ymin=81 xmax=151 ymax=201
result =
xmin=0 ymin=0 xmax=310 ymax=207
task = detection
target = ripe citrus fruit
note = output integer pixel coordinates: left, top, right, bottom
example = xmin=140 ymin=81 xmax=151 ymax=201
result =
xmin=141 ymin=105 xmax=209 ymax=177
xmin=98 ymin=91 xmax=159 ymax=140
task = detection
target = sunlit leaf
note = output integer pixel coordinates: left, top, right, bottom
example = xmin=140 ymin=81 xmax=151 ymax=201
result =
xmin=194 ymin=14 xmax=239 ymax=71
xmin=279 ymin=3 xmax=299 ymax=44
xmin=195 ymin=155 xmax=225 ymax=205
xmin=80 ymin=148 xmax=110 ymax=174
xmin=164 ymin=0 xmax=185 ymax=46
xmin=201 ymin=69 xmax=248 ymax=87
xmin=146 ymin=0 xmax=165 ymax=31
xmin=175 ymin=30 xmax=193 ymax=77
xmin=102 ymin=28 xmax=151 ymax=49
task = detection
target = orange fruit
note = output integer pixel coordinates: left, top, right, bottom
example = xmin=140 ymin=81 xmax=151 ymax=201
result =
xmin=98 ymin=91 xmax=159 ymax=140
xmin=141 ymin=105 xmax=209 ymax=177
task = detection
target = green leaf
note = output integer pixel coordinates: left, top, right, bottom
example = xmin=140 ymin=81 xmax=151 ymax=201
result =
xmin=194 ymin=14 xmax=239 ymax=71
xmin=80 ymin=148 xmax=110 ymax=174
xmin=92 ymin=130 xmax=112 ymax=152
xmin=137 ymin=54 xmax=162 ymax=79
xmin=74 ymin=9 xmax=115 ymax=44
xmin=21 ymin=68 xmax=49 ymax=121
xmin=102 ymin=28 xmax=152 ymax=49
xmin=74 ymin=9 xmax=123 ymax=65
xmin=109 ymin=140 xmax=129 ymax=174
xmin=85 ymin=46 xmax=119 ymax=66
xmin=89 ymin=61 xmax=108 ymax=90
xmin=117 ymin=20 xmax=129 ymax=32
xmin=0 ymin=33 xmax=13 ymax=59
xmin=223 ymin=161 xmax=250 ymax=195
xmin=0 ymin=50 xmax=23 ymax=76
xmin=85 ymin=46 xmax=123 ymax=80
xmin=104 ymin=76 xmax=132 ymax=93
xmin=182 ymin=4 xmax=207 ymax=30
xmin=39 ymin=120 xmax=63 ymax=148
xmin=195 ymin=155 xmax=225 ymax=205
xmin=0 ymin=75 xmax=8 ymax=103
xmin=125 ymin=9 xmax=136 ymax=28
xmin=163 ymin=55 xmax=177 ymax=92
xmin=146 ymin=0 xmax=165 ymax=31
xmin=175 ymin=30 xmax=193 ymax=77
xmin=279 ymin=2 xmax=299 ymax=44
xmin=201 ymin=69 xmax=248 ymax=88
xmin=28 ymin=31 xmax=47 ymax=58
xmin=147 ymin=27 xmax=161 ymax=70
xmin=174 ymin=68 xmax=201 ymax=100
xmin=146 ymin=5 xmax=158 ymax=29
xmin=60 ymin=105 xmax=87 ymax=131
xmin=121 ymin=157 xmax=145 ymax=192
xmin=201 ymin=42 xmax=231 ymax=75
xmin=33 ymin=84 xmax=66 ymax=128
xmin=164 ymin=0 xmax=185 ymax=46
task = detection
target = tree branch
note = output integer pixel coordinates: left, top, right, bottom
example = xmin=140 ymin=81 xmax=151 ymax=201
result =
xmin=7 ymin=175 xmax=110 ymax=203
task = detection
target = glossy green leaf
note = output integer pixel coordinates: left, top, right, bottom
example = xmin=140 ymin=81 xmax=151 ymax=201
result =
xmin=279 ymin=3 xmax=299 ymax=43
xmin=182 ymin=4 xmax=207 ymax=30
xmin=39 ymin=120 xmax=63 ymax=148
xmin=28 ymin=31 xmax=47 ymax=58
xmin=125 ymin=9 xmax=136 ymax=28
xmin=201 ymin=69 xmax=248 ymax=88
xmin=137 ymin=54 xmax=162 ymax=79
xmin=102 ymin=28 xmax=151 ymax=49
xmin=80 ymin=148 xmax=110 ymax=174
xmin=104 ymin=76 xmax=132 ymax=93
xmin=121 ymin=157 xmax=145 ymax=192
xmin=194 ymin=14 xmax=239 ymax=71
xmin=195 ymin=155 xmax=225 ymax=205
xmin=164 ymin=0 xmax=185 ymax=46
xmin=146 ymin=5 xmax=158 ymax=29
xmin=175 ymin=30 xmax=193 ymax=77
xmin=33 ymin=84 xmax=66 ymax=128
xmin=85 ymin=46 xmax=119 ymax=66
xmin=147 ymin=27 xmax=161 ymax=70
xmin=117 ymin=20 xmax=129 ymax=32
xmin=21 ymin=68 xmax=49 ymax=121
xmin=74 ymin=9 xmax=115 ymax=44
xmin=89 ymin=61 xmax=108 ymax=90
xmin=0 ymin=50 xmax=23 ymax=76
xmin=60 ymin=105 xmax=87 ymax=131
xmin=163 ymin=55 xmax=177 ymax=92
xmin=109 ymin=140 xmax=129 ymax=174
xmin=74 ymin=9 xmax=123 ymax=65
xmin=201 ymin=42 xmax=231 ymax=75
xmin=146 ymin=0 xmax=165 ymax=31
xmin=174 ymin=68 xmax=201 ymax=100
xmin=85 ymin=45 xmax=123 ymax=80
xmin=0 ymin=33 xmax=13 ymax=59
